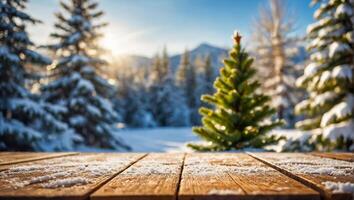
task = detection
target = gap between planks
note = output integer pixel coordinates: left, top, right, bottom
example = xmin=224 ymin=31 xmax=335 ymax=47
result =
xmin=247 ymin=152 xmax=354 ymax=200
xmin=84 ymin=153 xmax=148 ymax=200
xmin=310 ymin=152 xmax=354 ymax=162
xmin=178 ymin=153 xmax=319 ymax=200
xmin=247 ymin=152 xmax=325 ymax=197
xmin=91 ymin=153 xmax=185 ymax=200
xmin=0 ymin=153 xmax=147 ymax=200
xmin=175 ymin=153 xmax=186 ymax=199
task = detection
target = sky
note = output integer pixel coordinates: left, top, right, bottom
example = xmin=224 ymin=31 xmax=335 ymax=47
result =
xmin=27 ymin=0 xmax=316 ymax=57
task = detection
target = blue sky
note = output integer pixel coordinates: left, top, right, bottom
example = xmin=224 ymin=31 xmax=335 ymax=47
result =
xmin=27 ymin=0 xmax=315 ymax=57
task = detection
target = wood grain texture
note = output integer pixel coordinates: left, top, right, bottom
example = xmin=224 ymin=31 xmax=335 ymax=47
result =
xmin=227 ymin=153 xmax=319 ymax=199
xmin=91 ymin=153 xmax=185 ymax=200
xmin=0 ymin=153 xmax=145 ymax=200
xmin=0 ymin=152 xmax=78 ymax=166
xmin=249 ymin=153 xmax=354 ymax=200
xmin=179 ymin=153 xmax=247 ymax=200
xmin=311 ymin=152 xmax=354 ymax=162
xmin=179 ymin=153 xmax=319 ymax=200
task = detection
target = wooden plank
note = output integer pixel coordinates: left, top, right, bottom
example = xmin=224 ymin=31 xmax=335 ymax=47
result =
xmin=178 ymin=153 xmax=319 ymax=200
xmin=249 ymin=153 xmax=354 ymax=200
xmin=179 ymin=153 xmax=247 ymax=200
xmin=0 ymin=153 xmax=145 ymax=200
xmin=0 ymin=152 xmax=78 ymax=166
xmin=226 ymin=153 xmax=319 ymax=199
xmin=91 ymin=153 xmax=184 ymax=200
xmin=311 ymin=152 xmax=354 ymax=162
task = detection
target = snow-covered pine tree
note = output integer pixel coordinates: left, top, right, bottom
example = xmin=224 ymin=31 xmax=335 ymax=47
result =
xmin=253 ymin=0 xmax=302 ymax=126
xmin=116 ymin=69 xmax=156 ymax=128
xmin=188 ymin=32 xmax=283 ymax=151
xmin=41 ymin=0 xmax=129 ymax=150
xmin=149 ymin=48 xmax=189 ymax=126
xmin=176 ymin=49 xmax=199 ymax=125
xmin=295 ymin=0 xmax=354 ymax=151
xmin=0 ymin=0 xmax=80 ymax=151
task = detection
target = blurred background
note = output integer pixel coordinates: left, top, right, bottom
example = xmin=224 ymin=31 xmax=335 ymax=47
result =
xmin=1 ymin=0 xmax=353 ymax=152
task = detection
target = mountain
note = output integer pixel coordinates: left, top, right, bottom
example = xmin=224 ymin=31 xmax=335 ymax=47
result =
xmin=109 ymin=43 xmax=229 ymax=76
xmin=110 ymin=54 xmax=151 ymax=69
xmin=170 ymin=43 xmax=228 ymax=72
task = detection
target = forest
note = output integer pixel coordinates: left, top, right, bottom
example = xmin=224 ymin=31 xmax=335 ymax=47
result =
xmin=0 ymin=0 xmax=353 ymax=152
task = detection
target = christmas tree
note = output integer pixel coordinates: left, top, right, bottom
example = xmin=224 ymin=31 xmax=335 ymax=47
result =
xmin=0 ymin=0 xmax=79 ymax=151
xmin=295 ymin=0 xmax=354 ymax=151
xmin=41 ymin=0 xmax=129 ymax=150
xmin=189 ymin=32 xmax=283 ymax=151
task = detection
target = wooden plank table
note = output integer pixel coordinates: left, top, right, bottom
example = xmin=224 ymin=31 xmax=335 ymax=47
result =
xmin=0 ymin=152 xmax=353 ymax=200
xmin=248 ymin=153 xmax=354 ymax=200
xmin=0 ymin=152 xmax=78 ymax=166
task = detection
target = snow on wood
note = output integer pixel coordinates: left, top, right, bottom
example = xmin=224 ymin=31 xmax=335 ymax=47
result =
xmin=42 ymin=177 xmax=91 ymax=188
xmin=323 ymin=181 xmax=354 ymax=195
xmin=252 ymin=153 xmax=354 ymax=176
xmin=0 ymin=154 xmax=144 ymax=191
xmin=91 ymin=153 xmax=184 ymax=200
xmin=208 ymin=189 xmax=243 ymax=195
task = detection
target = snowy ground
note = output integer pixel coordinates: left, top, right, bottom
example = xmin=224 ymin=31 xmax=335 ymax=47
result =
xmin=116 ymin=127 xmax=200 ymax=152
xmin=115 ymin=127 xmax=304 ymax=152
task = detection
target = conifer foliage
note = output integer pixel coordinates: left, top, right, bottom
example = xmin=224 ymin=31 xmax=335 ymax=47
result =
xmin=189 ymin=32 xmax=283 ymax=151
xmin=148 ymin=48 xmax=189 ymax=126
xmin=295 ymin=0 xmax=354 ymax=151
xmin=0 ymin=0 xmax=79 ymax=151
xmin=176 ymin=50 xmax=199 ymax=125
xmin=41 ymin=0 xmax=129 ymax=150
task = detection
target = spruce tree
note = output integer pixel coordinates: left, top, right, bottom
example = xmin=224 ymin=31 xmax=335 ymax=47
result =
xmin=189 ymin=32 xmax=283 ymax=151
xmin=0 ymin=0 xmax=79 ymax=151
xmin=117 ymin=69 xmax=156 ymax=128
xmin=176 ymin=50 xmax=199 ymax=125
xmin=149 ymin=48 xmax=189 ymax=126
xmin=41 ymin=0 xmax=129 ymax=150
xmin=203 ymin=54 xmax=215 ymax=95
xmin=295 ymin=0 xmax=354 ymax=151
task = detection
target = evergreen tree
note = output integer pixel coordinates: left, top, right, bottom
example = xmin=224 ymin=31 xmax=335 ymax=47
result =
xmin=295 ymin=0 xmax=354 ymax=151
xmin=203 ymin=54 xmax=216 ymax=95
xmin=41 ymin=0 xmax=129 ymax=150
xmin=149 ymin=48 xmax=189 ymax=126
xmin=253 ymin=0 xmax=302 ymax=126
xmin=116 ymin=69 xmax=156 ymax=128
xmin=189 ymin=32 xmax=283 ymax=151
xmin=176 ymin=49 xmax=199 ymax=125
xmin=0 ymin=0 xmax=80 ymax=151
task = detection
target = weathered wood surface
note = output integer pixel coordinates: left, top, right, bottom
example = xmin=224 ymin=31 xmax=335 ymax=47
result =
xmin=0 ymin=153 xmax=145 ymax=200
xmin=0 ymin=152 xmax=78 ymax=166
xmin=91 ymin=153 xmax=184 ymax=200
xmin=178 ymin=153 xmax=319 ymax=200
xmin=179 ymin=153 xmax=247 ymax=200
xmin=311 ymin=152 xmax=354 ymax=162
xmin=249 ymin=153 xmax=354 ymax=200
xmin=0 ymin=152 xmax=353 ymax=200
